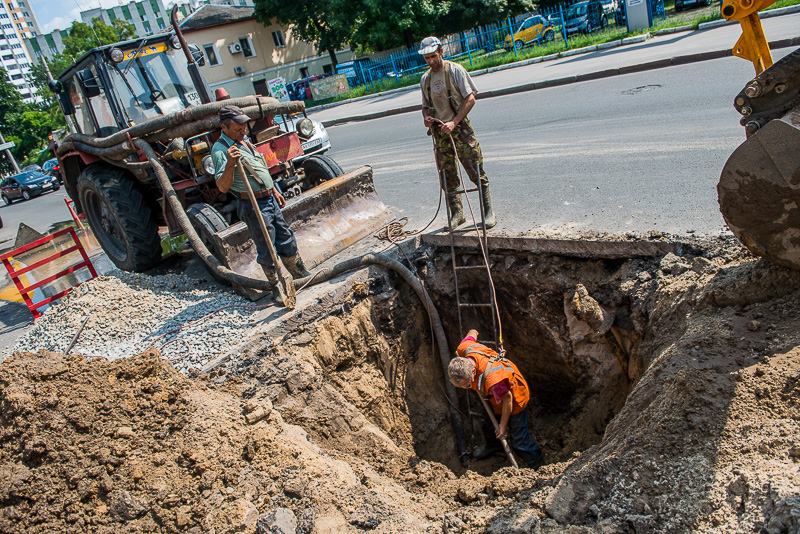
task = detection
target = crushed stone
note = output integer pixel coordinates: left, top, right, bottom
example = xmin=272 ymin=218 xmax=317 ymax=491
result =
xmin=5 ymin=271 xmax=257 ymax=372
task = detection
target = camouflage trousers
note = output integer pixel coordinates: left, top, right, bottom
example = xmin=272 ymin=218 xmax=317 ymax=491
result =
xmin=432 ymin=118 xmax=489 ymax=193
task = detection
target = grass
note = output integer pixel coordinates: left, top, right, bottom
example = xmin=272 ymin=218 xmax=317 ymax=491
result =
xmin=307 ymin=0 xmax=800 ymax=109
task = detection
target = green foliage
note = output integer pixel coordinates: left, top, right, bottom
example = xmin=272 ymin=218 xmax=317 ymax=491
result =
xmin=0 ymin=18 xmax=137 ymax=171
xmin=254 ymin=0 xmax=354 ymax=65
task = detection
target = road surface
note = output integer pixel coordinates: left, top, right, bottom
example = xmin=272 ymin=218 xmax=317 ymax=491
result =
xmin=325 ymin=51 xmax=791 ymax=235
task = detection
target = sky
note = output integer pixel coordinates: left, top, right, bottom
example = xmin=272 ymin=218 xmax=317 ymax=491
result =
xmin=30 ymin=0 xmax=120 ymax=33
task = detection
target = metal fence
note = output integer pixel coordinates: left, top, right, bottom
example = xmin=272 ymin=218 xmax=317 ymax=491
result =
xmin=329 ymin=0 xmax=674 ymax=96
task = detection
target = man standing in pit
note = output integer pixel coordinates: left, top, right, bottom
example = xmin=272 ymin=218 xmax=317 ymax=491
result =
xmin=212 ymin=105 xmax=312 ymax=288
xmin=419 ymin=36 xmax=496 ymax=229
xmin=448 ymin=328 xmax=544 ymax=468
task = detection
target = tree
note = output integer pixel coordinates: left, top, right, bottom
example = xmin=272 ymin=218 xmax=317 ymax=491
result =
xmin=60 ymin=19 xmax=136 ymax=66
xmin=253 ymin=0 xmax=354 ymax=68
xmin=434 ymin=0 xmax=535 ymax=34
xmin=350 ymin=0 xmax=446 ymax=50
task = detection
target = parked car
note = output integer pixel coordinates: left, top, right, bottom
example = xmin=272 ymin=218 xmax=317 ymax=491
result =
xmin=274 ymin=114 xmax=331 ymax=161
xmin=42 ymin=157 xmax=63 ymax=184
xmin=674 ymin=0 xmax=712 ymax=11
xmin=504 ymin=15 xmax=556 ymax=50
xmin=1 ymin=170 xmax=60 ymax=205
xmin=564 ymin=0 xmax=607 ymax=34
xmin=600 ymin=0 xmax=619 ymax=15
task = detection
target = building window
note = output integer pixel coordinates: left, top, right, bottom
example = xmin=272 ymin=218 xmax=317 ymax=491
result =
xmin=299 ymin=66 xmax=309 ymax=78
xmin=238 ymin=36 xmax=254 ymax=57
xmin=11 ymin=12 xmax=18 ymax=19
xmin=16 ymin=23 xmax=23 ymax=30
xmin=0 ymin=14 xmax=7 ymax=19
xmin=156 ymin=18 xmax=165 ymax=29
xmin=203 ymin=44 xmax=219 ymax=66
xmin=143 ymin=20 xmax=151 ymax=33
xmin=271 ymin=30 xmax=284 ymax=48
xmin=2 ymin=54 xmax=11 ymax=60
xmin=122 ymin=5 xmax=131 ymax=19
xmin=11 ymin=73 xmax=22 ymax=79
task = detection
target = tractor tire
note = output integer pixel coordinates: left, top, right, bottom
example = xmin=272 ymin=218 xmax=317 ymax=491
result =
xmin=77 ymin=164 xmax=161 ymax=272
xmin=186 ymin=202 xmax=229 ymax=268
xmin=301 ymin=155 xmax=340 ymax=189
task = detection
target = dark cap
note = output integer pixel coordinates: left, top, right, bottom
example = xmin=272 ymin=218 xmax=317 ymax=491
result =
xmin=219 ymin=105 xmax=250 ymax=124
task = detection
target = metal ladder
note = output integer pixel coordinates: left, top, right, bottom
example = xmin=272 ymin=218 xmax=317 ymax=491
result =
xmin=443 ymin=182 xmax=500 ymax=350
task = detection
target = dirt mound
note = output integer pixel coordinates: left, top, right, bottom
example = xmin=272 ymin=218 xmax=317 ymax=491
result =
xmin=0 ymin=351 xmax=452 ymax=533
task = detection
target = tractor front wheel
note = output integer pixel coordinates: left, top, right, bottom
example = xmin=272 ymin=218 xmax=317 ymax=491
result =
xmin=301 ymin=155 xmax=343 ymax=190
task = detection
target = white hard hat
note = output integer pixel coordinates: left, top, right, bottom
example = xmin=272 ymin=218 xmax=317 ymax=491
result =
xmin=418 ymin=36 xmax=442 ymax=55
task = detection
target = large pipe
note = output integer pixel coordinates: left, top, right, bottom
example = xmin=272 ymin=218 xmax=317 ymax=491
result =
xmin=293 ymin=254 xmax=468 ymax=463
xmin=57 ymin=96 xmax=303 ymax=156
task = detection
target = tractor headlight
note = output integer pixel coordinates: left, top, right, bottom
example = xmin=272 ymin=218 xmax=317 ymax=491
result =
xmin=202 ymin=155 xmax=215 ymax=176
xmin=297 ymin=118 xmax=315 ymax=138
xmin=109 ymin=47 xmax=124 ymax=63
xmin=170 ymin=34 xmax=182 ymax=49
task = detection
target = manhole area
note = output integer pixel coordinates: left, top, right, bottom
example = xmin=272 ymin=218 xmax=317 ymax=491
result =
xmin=268 ymin=246 xmax=654 ymax=474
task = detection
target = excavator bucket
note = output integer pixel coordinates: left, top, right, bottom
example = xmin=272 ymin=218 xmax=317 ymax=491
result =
xmin=211 ymin=165 xmax=392 ymax=281
xmin=718 ymin=111 xmax=800 ymax=270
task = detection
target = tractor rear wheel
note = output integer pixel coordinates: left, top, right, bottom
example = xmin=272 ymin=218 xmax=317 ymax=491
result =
xmin=77 ymin=164 xmax=161 ymax=272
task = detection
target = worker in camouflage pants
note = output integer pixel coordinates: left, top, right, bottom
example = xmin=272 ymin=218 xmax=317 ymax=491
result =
xmin=419 ymin=36 xmax=495 ymax=229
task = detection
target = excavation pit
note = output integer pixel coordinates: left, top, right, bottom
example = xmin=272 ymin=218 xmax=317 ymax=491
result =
xmin=248 ymin=234 xmax=686 ymax=476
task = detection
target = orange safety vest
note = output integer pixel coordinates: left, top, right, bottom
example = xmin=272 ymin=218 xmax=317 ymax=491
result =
xmin=456 ymin=340 xmax=531 ymax=415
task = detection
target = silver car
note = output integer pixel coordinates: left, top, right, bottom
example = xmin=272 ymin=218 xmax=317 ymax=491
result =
xmin=276 ymin=114 xmax=331 ymax=162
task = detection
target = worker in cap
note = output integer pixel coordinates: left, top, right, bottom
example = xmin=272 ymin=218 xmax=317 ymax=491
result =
xmin=448 ymin=328 xmax=544 ymax=468
xmin=419 ymin=36 xmax=496 ymax=229
xmin=211 ymin=104 xmax=312 ymax=289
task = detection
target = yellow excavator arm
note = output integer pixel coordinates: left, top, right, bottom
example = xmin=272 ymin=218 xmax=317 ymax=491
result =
xmin=721 ymin=0 xmax=776 ymax=74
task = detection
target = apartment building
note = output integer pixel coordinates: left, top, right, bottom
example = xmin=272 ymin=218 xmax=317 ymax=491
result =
xmin=0 ymin=0 xmax=38 ymax=101
xmin=26 ymin=0 xmax=254 ymax=62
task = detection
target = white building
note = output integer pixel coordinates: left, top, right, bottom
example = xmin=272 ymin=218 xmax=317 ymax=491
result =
xmin=0 ymin=0 xmax=38 ymax=101
xmin=26 ymin=0 xmax=254 ymax=62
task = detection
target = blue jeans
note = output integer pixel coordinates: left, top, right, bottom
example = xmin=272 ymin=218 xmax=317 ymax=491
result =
xmin=508 ymin=411 xmax=544 ymax=468
xmin=237 ymin=195 xmax=298 ymax=268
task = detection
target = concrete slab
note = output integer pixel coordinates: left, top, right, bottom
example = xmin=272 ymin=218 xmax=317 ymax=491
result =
xmin=422 ymin=230 xmax=680 ymax=259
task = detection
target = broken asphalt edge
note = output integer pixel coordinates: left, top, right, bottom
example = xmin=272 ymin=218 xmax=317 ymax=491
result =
xmin=320 ymin=35 xmax=800 ymax=127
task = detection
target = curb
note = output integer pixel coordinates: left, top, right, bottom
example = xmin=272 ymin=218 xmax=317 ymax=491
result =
xmin=322 ymin=35 xmax=800 ymax=127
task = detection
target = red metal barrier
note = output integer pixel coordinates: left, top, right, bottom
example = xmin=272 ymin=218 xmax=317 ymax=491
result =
xmin=0 ymin=226 xmax=97 ymax=319
xmin=64 ymin=198 xmax=85 ymax=230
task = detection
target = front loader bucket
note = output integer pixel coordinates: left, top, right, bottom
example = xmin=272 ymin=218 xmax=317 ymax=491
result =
xmin=212 ymin=165 xmax=392 ymax=281
xmin=718 ymin=111 xmax=800 ymax=270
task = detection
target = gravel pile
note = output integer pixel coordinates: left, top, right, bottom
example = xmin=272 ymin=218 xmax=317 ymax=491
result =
xmin=6 ymin=271 xmax=258 ymax=371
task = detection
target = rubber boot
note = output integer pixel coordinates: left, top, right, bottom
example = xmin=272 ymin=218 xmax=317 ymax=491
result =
xmin=447 ymin=193 xmax=466 ymax=228
xmin=261 ymin=265 xmax=283 ymax=303
xmin=283 ymin=254 xmax=312 ymax=278
xmin=481 ymin=185 xmax=496 ymax=229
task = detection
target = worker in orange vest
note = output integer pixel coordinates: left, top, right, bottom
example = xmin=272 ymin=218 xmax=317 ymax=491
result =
xmin=448 ymin=328 xmax=544 ymax=468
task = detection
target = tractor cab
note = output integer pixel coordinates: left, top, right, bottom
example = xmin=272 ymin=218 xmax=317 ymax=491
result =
xmin=51 ymin=34 xmax=206 ymax=137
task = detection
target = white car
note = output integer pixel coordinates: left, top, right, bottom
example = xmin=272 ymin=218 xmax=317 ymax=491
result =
xmin=276 ymin=114 xmax=331 ymax=161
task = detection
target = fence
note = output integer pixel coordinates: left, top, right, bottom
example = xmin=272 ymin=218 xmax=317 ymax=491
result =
xmin=324 ymin=0 xmax=679 ymax=98
xmin=0 ymin=226 xmax=97 ymax=319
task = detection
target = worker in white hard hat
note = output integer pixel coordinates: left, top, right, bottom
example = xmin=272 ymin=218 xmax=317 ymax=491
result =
xmin=419 ymin=36 xmax=495 ymax=229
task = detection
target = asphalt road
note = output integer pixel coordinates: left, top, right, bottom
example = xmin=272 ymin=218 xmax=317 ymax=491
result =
xmin=325 ymin=51 xmax=792 ymax=236
xmin=309 ymin=12 xmax=800 ymax=124
xmin=0 ymin=188 xmax=70 ymax=249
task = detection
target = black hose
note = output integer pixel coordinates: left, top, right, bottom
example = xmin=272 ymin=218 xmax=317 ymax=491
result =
xmin=293 ymin=253 xmax=468 ymax=462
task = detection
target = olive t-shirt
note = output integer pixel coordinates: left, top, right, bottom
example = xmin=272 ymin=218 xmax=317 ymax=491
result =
xmin=421 ymin=61 xmax=478 ymax=122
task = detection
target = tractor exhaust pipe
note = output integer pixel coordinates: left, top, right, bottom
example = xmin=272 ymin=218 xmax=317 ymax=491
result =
xmin=171 ymin=5 xmax=211 ymax=104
